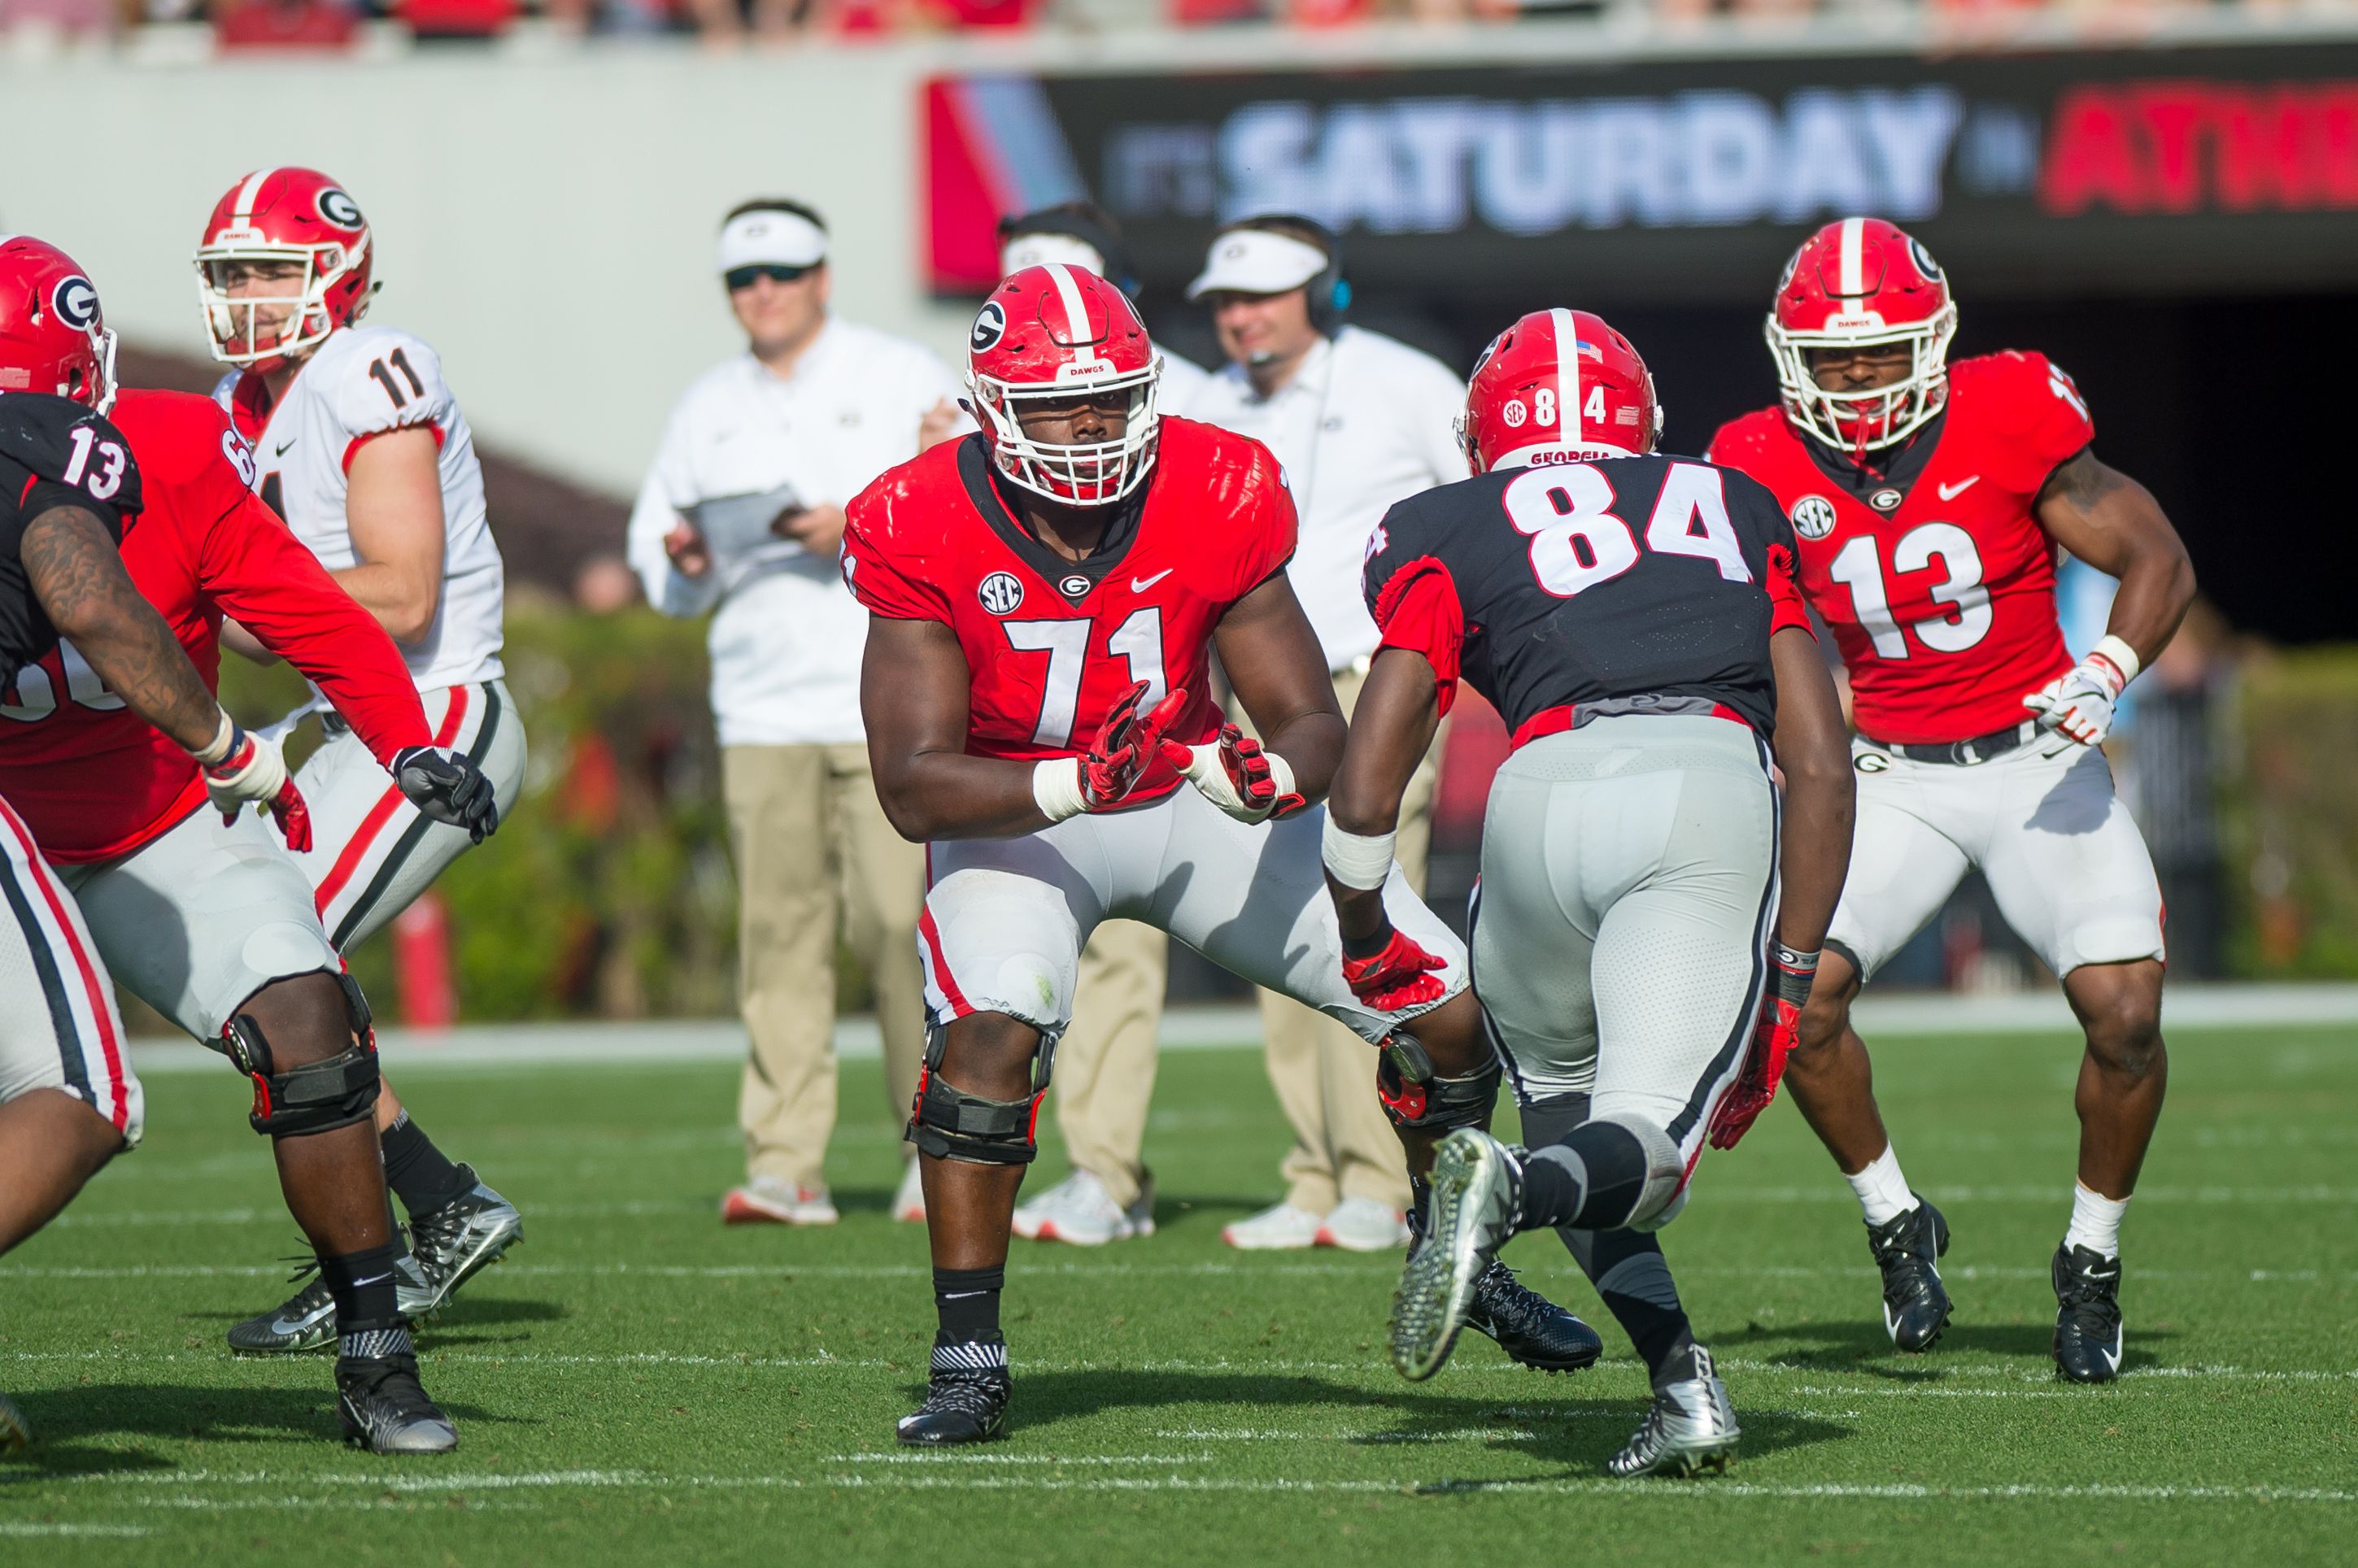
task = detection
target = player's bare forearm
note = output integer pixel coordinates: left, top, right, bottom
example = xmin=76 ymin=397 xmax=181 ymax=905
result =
xmin=1768 ymin=625 xmax=1853 ymax=954
xmin=21 ymin=506 xmax=222 ymax=755
xmin=2035 ymin=451 xmax=2198 ymax=666
xmin=1215 ymin=573 xmax=1345 ymax=803
xmin=342 ymin=427 xmax=448 ymax=645
xmin=862 ymin=614 xmax=1048 ymax=842
xmin=219 ymin=616 xmax=281 ymax=666
xmin=1327 ymin=647 xmax=1437 ymax=838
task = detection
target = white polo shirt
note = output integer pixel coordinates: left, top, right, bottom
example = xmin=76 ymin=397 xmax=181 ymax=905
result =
xmin=1187 ymin=326 xmax=1466 ymax=669
xmin=628 ymin=318 xmax=966 ymax=747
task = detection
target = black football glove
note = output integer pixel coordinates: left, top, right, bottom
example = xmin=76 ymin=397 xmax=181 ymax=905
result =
xmin=392 ymin=746 xmax=500 ymax=843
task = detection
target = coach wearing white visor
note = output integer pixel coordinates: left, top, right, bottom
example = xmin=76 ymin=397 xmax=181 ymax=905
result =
xmin=628 ymin=198 xmax=967 ymax=1230
xmin=1185 ymin=215 xmax=1468 ymax=1254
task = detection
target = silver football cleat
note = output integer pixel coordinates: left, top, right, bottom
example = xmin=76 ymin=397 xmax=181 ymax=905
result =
xmin=1608 ymin=1354 xmax=1741 ymax=1478
xmin=404 ymin=1167 xmax=523 ymax=1315
xmin=1389 ymin=1129 xmax=1521 ymax=1382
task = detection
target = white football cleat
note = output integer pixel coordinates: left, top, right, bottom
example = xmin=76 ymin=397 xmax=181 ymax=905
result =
xmin=720 ymin=1177 xmax=839 ymax=1226
xmin=892 ymin=1160 xmax=927 ymax=1225
xmin=1221 ymin=1201 xmax=1323 ymax=1251
xmin=1318 ymin=1196 xmax=1412 ymax=1252
xmin=1013 ymin=1169 xmax=1153 ymax=1246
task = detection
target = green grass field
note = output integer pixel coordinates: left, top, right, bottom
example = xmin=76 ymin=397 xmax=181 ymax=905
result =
xmin=4 ymin=1024 xmax=2355 ymax=1565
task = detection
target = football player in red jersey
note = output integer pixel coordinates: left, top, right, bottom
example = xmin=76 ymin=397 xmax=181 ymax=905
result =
xmin=0 ymin=237 xmax=497 ymax=1452
xmin=845 ymin=265 xmax=1589 ymax=1444
xmin=1708 ymin=218 xmax=2197 ymax=1383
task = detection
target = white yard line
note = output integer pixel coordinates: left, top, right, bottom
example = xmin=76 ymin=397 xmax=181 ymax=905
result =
xmin=0 ymin=1522 xmax=151 ymax=1536
xmin=116 ymin=986 xmax=2358 ymax=1076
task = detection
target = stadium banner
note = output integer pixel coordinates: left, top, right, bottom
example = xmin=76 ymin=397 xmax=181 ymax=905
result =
xmin=925 ymin=44 xmax=2358 ymax=299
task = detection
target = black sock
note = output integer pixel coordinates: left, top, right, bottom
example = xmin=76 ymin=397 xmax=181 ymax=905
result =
xmin=1563 ymin=1227 xmax=1696 ymax=1385
xmin=381 ymin=1112 xmax=471 ymax=1217
xmin=932 ymin=1265 xmax=1005 ymax=1350
xmin=316 ymin=1242 xmax=403 ymax=1341
xmin=1520 ymin=1122 xmax=1650 ymax=1230
xmin=385 ymin=1195 xmax=412 ymax=1264
xmin=1406 ymin=1176 xmax=1432 ymax=1249
xmin=1653 ymin=1341 xmax=1715 ymax=1391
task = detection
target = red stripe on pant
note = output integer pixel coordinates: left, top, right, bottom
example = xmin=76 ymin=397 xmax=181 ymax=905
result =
xmin=314 ymin=685 xmax=472 ymax=917
xmin=917 ymin=905 xmax=973 ymax=1019
xmin=0 ymin=798 xmax=128 ymax=1132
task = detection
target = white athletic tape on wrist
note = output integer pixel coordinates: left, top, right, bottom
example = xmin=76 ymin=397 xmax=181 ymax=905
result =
xmin=1322 ymin=817 xmax=1397 ymax=891
xmin=1263 ymin=751 xmax=1297 ymax=806
xmin=191 ymin=711 xmax=238 ymax=766
xmin=2090 ymin=634 xmax=2142 ymax=690
xmin=1032 ymin=757 xmax=1087 ymax=823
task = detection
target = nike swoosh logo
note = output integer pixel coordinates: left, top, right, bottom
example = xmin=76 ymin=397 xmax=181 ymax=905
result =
xmin=1937 ymin=476 xmax=1979 ymax=501
xmin=351 ymin=1272 xmax=394 ymax=1288
xmin=274 ymin=438 xmax=295 ymax=456
xmin=1131 ymin=569 xmax=1174 ymax=592
xmin=270 ymin=1313 xmax=327 ymax=1335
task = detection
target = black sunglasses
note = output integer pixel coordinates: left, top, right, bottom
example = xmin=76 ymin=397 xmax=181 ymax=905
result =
xmin=726 ymin=263 xmax=816 ymax=290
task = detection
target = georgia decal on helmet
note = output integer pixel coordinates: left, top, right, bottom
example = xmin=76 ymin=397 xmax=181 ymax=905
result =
xmin=194 ymin=167 xmax=377 ymax=372
xmin=0 ymin=235 xmax=120 ymax=413
xmin=1458 ymin=307 xmax=1662 ymax=474
xmin=1765 ymin=216 xmax=1957 ymax=456
xmin=965 ymin=263 xmax=1162 ymax=507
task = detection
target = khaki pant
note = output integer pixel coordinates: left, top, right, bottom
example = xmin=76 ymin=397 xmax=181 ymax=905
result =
xmin=1259 ymin=668 xmax=1438 ymax=1214
xmin=724 ymin=743 xmax=926 ymax=1190
xmin=1050 ymin=667 xmax=1442 ymax=1216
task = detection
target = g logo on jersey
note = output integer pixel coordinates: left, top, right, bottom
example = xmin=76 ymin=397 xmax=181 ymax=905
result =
xmin=52 ymin=276 xmax=99 ymax=331
xmin=970 ymin=300 xmax=1008 ymax=355
xmin=1869 ymin=488 xmax=1903 ymax=512
xmin=221 ymin=428 xmax=258 ymax=487
xmin=1790 ymin=494 xmax=1838 ymax=540
xmin=1058 ymin=573 xmax=1091 ymax=599
xmin=978 ymin=571 xmax=1024 ymax=616
xmin=316 ymin=188 xmax=364 ymax=229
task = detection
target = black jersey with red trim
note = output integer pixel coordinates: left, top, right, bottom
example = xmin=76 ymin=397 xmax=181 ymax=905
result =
xmin=1361 ymin=452 xmax=1811 ymax=739
xmin=0 ymin=394 xmax=141 ymax=690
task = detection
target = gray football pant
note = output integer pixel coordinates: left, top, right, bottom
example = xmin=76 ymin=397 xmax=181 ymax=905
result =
xmin=1472 ymin=713 xmax=1778 ymax=1224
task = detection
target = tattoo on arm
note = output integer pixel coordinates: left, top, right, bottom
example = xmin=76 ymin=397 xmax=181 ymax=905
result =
xmin=2038 ymin=450 xmax=2130 ymax=513
xmin=20 ymin=505 xmax=222 ymax=754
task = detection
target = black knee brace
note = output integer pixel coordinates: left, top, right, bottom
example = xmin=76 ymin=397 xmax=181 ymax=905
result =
xmin=908 ymin=1024 xmax=1059 ymax=1165
xmin=220 ymin=973 xmax=381 ymax=1138
xmin=1375 ymin=1032 xmax=1501 ymax=1132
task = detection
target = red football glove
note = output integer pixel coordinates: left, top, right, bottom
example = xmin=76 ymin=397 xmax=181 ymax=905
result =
xmin=1708 ymin=943 xmax=1819 ymax=1150
xmin=1340 ymin=925 xmax=1450 ymax=1012
xmin=1160 ymin=722 xmax=1306 ymax=824
xmin=199 ymin=719 xmax=313 ymax=852
xmin=1080 ymin=681 xmax=1191 ymax=811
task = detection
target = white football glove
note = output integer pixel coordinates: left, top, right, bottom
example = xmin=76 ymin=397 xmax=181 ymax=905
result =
xmin=191 ymin=713 xmax=312 ymax=851
xmin=1159 ymin=724 xmax=1305 ymax=824
xmin=2024 ymin=636 xmax=2140 ymax=756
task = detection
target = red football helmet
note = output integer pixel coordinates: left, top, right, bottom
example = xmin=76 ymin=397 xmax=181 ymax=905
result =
xmin=194 ymin=167 xmax=377 ymax=372
xmin=1459 ymin=307 xmax=1661 ymax=475
xmin=1766 ymin=216 xmax=1956 ymax=455
xmin=966 ymin=263 xmax=1162 ymax=506
xmin=0 ymin=235 xmax=117 ymax=414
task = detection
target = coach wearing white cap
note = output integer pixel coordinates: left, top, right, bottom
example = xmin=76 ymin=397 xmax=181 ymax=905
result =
xmin=1185 ymin=214 xmax=1468 ymax=1254
xmin=628 ymin=198 xmax=968 ymax=1230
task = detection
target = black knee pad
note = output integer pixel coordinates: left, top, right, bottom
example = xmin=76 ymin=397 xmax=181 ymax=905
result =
xmin=221 ymin=1009 xmax=381 ymax=1139
xmin=908 ymin=1022 xmax=1058 ymax=1166
xmin=1376 ymin=1032 xmax=1501 ymax=1132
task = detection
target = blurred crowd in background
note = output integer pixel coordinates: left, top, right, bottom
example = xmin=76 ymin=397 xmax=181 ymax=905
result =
xmin=2 ymin=0 xmax=2329 ymax=50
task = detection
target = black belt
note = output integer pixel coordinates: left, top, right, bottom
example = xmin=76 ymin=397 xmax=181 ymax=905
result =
xmin=1866 ymin=719 xmax=2039 ymax=766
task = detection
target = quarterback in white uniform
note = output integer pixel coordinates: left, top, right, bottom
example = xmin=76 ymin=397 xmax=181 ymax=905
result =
xmin=197 ymin=166 xmax=527 ymax=1353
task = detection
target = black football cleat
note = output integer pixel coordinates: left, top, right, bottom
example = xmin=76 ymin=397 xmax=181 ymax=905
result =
xmin=1463 ymin=1261 xmax=1603 ymax=1374
xmin=2051 ymin=1243 xmax=2125 ymax=1384
xmin=1606 ymin=1348 xmax=1741 ymax=1479
xmin=897 ymin=1340 xmax=1010 ymax=1446
xmin=229 ymin=1253 xmax=437 ymax=1356
xmin=1 ymin=1390 xmax=29 ymax=1454
xmin=336 ymin=1328 xmax=457 ymax=1454
xmin=1865 ymin=1196 xmax=1952 ymax=1352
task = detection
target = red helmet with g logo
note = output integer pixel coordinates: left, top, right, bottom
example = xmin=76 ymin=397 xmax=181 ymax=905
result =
xmin=966 ymin=263 xmax=1162 ymax=507
xmin=1459 ymin=308 xmax=1661 ymax=475
xmin=1766 ymin=216 xmax=1956 ymax=455
xmin=194 ymin=167 xmax=377 ymax=372
xmin=0 ymin=235 xmax=118 ymax=414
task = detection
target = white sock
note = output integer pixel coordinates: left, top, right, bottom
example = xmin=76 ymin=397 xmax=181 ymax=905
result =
xmin=1846 ymin=1144 xmax=1918 ymax=1227
xmin=2064 ymin=1183 xmax=2129 ymax=1259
